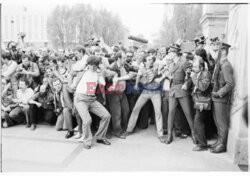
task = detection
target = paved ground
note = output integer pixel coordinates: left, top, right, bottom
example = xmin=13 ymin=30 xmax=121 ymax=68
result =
xmin=1 ymin=124 xmax=242 ymax=172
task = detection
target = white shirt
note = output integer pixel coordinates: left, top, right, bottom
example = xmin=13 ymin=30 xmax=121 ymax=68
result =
xmin=72 ymin=55 xmax=88 ymax=72
xmin=75 ymin=70 xmax=105 ymax=95
xmin=16 ymin=88 xmax=34 ymax=104
xmin=2 ymin=60 xmax=18 ymax=78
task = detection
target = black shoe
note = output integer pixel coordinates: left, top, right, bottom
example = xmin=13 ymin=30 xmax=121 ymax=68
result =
xmin=83 ymin=143 xmax=91 ymax=149
xmin=30 ymin=124 xmax=36 ymax=130
xmin=166 ymin=134 xmax=173 ymax=144
xmin=26 ymin=123 xmax=31 ymax=128
xmin=210 ymin=144 xmax=226 ymax=153
xmin=192 ymin=146 xmax=208 ymax=151
xmin=65 ymin=131 xmax=74 ymax=139
xmin=96 ymin=139 xmax=111 ymax=145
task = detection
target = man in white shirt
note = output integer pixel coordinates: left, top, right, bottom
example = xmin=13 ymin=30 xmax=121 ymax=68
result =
xmin=9 ymin=78 xmax=34 ymax=127
xmin=74 ymin=56 xmax=113 ymax=149
xmin=72 ymin=45 xmax=89 ymax=72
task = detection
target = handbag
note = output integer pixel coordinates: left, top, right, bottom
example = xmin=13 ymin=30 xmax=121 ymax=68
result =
xmin=193 ymin=94 xmax=211 ymax=111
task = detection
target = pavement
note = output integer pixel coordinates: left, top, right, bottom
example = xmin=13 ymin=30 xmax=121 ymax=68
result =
xmin=1 ymin=124 xmax=242 ymax=172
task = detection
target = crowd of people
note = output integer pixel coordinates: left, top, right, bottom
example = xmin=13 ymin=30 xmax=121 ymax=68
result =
xmin=1 ymin=35 xmax=234 ymax=153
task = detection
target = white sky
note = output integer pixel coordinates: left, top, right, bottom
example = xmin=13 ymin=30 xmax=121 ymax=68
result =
xmin=1 ymin=0 xmax=173 ymax=42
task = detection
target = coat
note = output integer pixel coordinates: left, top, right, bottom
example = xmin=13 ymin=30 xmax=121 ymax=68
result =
xmin=169 ymin=58 xmax=192 ymax=98
xmin=212 ymin=59 xmax=234 ymax=103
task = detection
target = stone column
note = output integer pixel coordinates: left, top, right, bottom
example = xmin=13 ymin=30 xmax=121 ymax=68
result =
xmin=199 ymin=4 xmax=229 ymax=38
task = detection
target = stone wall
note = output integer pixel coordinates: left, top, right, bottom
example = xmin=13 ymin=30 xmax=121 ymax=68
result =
xmin=200 ymin=4 xmax=248 ymax=166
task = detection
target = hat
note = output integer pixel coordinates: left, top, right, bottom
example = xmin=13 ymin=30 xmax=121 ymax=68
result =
xmin=221 ymin=42 xmax=231 ymax=49
xmin=210 ymin=37 xmax=220 ymax=44
xmin=197 ymin=35 xmax=206 ymax=44
xmin=169 ymin=44 xmax=181 ymax=53
xmin=87 ymin=56 xmax=101 ymax=66
xmin=194 ymin=37 xmax=200 ymax=44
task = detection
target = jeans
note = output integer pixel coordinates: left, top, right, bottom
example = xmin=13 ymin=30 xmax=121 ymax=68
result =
xmin=106 ymin=92 xmax=129 ymax=135
xmin=74 ymin=93 xmax=111 ymax=145
xmin=127 ymin=90 xmax=164 ymax=137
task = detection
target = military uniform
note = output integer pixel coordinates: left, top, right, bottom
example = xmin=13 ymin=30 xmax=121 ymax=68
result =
xmin=211 ymin=42 xmax=234 ymax=153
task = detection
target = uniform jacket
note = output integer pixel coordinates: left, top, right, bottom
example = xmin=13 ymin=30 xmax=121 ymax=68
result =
xmin=212 ymin=58 xmax=234 ymax=103
xmin=169 ymin=58 xmax=192 ymax=98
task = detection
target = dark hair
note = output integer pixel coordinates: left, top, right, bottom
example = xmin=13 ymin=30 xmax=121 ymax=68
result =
xmin=198 ymin=58 xmax=205 ymax=70
xmin=195 ymin=48 xmax=208 ymax=64
xmin=87 ymin=56 xmax=101 ymax=66
xmin=141 ymin=54 xmax=148 ymax=63
xmin=19 ymin=78 xmax=29 ymax=86
xmin=1 ymin=51 xmax=12 ymax=60
xmin=21 ymin=54 xmax=31 ymax=61
xmin=75 ymin=45 xmax=86 ymax=55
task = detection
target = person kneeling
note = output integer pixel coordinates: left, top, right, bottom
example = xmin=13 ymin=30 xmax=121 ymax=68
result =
xmin=28 ymin=84 xmax=57 ymax=130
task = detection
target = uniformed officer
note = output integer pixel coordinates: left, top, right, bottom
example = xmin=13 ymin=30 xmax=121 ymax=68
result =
xmin=210 ymin=42 xmax=234 ymax=153
xmin=165 ymin=44 xmax=197 ymax=144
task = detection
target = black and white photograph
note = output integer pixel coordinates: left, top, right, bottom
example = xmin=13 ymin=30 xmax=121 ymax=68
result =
xmin=0 ymin=0 xmax=249 ymax=173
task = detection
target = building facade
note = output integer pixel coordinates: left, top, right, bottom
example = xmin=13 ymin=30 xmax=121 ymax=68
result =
xmin=200 ymin=4 xmax=248 ymax=166
xmin=1 ymin=4 xmax=49 ymax=48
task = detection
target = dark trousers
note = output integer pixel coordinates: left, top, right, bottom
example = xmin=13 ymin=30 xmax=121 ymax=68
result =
xmin=161 ymin=91 xmax=169 ymax=131
xmin=168 ymin=95 xmax=194 ymax=134
xmin=29 ymin=104 xmax=57 ymax=125
xmin=2 ymin=107 xmax=26 ymax=127
xmin=106 ymin=92 xmax=129 ymax=135
xmin=204 ymin=109 xmax=217 ymax=139
xmin=174 ymin=104 xmax=191 ymax=135
xmin=194 ymin=109 xmax=208 ymax=147
xmin=212 ymin=102 xmax=230 ymax=145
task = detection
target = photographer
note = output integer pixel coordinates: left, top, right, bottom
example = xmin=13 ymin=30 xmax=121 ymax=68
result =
xmin=16 ymin=54 xmax=40 ymax=89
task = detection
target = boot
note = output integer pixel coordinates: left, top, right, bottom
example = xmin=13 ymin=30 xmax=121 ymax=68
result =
xmin=210 ymin=143 xmax=226 ymax=153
